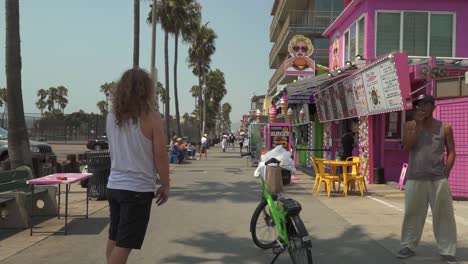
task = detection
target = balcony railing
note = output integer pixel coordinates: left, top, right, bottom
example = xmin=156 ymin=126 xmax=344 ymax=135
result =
xmin=269 ymin=66 xmax=285 ymax=94
xmin=270 ymin=0 xmax=285 ymax=40
xmin=269 ymin=10 xmax=341 ymax=67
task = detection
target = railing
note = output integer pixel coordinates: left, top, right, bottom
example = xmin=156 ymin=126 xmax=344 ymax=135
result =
xmin=270 ymin=15 xmax=290 ymax=67
xmin=270 ymin=0 xmax=284 ymax=39
xmin=289 ymin=10 xmax=341 ymax=32
xmin=269 ymin=64 xmax=288 ymax=93
xmin=269 ymin=10 xmax=341 ymax=67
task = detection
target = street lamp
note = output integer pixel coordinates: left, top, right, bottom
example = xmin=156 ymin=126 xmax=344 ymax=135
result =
xmin=202 ymin=84 xmax=207 ymax=136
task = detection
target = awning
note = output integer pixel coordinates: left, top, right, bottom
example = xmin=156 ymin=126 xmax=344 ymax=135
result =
xmin=285 ymin=70 xmax=354 ymax=96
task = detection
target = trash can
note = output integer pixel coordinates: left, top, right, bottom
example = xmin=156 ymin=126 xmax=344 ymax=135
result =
xmin=86 ymin=150 xmax=111 ymax=200
xmin=374 ymin=167 xmax=385 ymax=184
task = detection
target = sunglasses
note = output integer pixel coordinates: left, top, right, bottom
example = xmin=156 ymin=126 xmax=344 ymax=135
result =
xmin=293 ymin=46 xmax=308 ymax=52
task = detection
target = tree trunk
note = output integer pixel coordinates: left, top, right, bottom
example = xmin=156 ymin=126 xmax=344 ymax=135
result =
xmin=5 ymin=0 xmax=32 ymax=170
xmin=164 ymin=30 xmax=170 ymax=143
xmin=173 ymin=33 xmax=181 ymax=137
xmin=133 ymin=0 xmax=140 ymax=68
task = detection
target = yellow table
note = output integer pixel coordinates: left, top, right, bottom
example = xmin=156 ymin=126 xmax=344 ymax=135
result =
xmin=322 ymin=160 xmax=360 ymax=196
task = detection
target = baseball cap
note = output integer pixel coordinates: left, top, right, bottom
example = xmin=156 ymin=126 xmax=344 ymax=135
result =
xmin=412 ymin=94 xmax=435 ymax=106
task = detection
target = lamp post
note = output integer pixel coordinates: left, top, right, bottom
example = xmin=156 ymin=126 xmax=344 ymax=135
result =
xmin=202 ymin=84 xmax=207 ymax=136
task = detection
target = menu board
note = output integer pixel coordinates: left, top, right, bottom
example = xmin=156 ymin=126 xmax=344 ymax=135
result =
xmin=378 ymin=60 xmax=403 ymax=110
xmin=343 ymin=78 xmax=357 ymax=117
xmin=352 ymin=74 xmax=369 ymax=116
xmin=315 ymin=57 xmax=407 ymax=123
xmin=269 ymin=125 xmax=290 ymax=150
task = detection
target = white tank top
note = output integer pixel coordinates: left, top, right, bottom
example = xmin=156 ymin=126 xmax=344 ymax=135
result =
xmin=106 ymin=112 xmax=156 ymax=192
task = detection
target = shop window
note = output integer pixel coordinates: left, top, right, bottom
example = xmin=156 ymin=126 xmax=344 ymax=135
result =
xmin=358 ymin=17 xmax=365 ymax=57
xmin=376 ymin=12 xmax=400 ymax=56
xmin=430 ymin=14 xmax=454 ymax=57
xmin=385 ymin=111 xmax=403 ymax=140
xmin=344 ymin=31 xmax=350 ymax=64
xmin=403 ymin=12 xmax=428 ymax=56
xmin=376 ymin=11 xmax=454 ymax=57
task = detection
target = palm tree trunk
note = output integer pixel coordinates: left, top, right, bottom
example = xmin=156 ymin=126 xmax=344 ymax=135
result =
xmin=173 ymin=33 xmax=181 ymax=137
xmin=5 ymin=0 xmax=32 ymax=170
xmin=164 ymin=30 xmax=170 ymax=143
xmin=133 ymin=0 xmax=140 ymax=68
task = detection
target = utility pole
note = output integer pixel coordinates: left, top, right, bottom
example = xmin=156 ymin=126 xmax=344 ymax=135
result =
xmin=150 ymin=0 xmax=159 ymax=112
xmin=202 ymin=84 xmax=206 ymax=135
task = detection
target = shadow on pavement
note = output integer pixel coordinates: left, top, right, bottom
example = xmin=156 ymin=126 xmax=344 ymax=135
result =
xmin=170 ymin=181 xmax=261 ymax=203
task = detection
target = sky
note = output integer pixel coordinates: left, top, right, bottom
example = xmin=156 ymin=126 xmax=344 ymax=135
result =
xmin=0 ymin=0 xmax=273 ymax=128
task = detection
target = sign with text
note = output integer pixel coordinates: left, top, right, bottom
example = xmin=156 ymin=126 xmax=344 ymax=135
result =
xmin=269 ymin=124 xmax=291 ymax=150
xmin=314 ymin=53 xmax=411 ymax=123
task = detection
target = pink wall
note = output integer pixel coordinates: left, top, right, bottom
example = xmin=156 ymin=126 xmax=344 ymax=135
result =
xmin=326 ymin=0 xmax=468 ymax=67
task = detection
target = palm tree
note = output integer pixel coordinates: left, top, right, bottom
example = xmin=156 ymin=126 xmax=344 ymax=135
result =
xmin=170 ymin=0 xmax=201 ymax=137
xmin=151 ymin=0 xmax=173 ymax=141
xmin=46 ymin=87 xmax=58 ymax=111
xmin=5 ymin=0 xmax=32 ymax=169
xmin=56 ymin=85 xmax=68 ymax=113
xmin=156 ymin=81 xmax=166 ymax=117
xmin=190 ymin=85 xmax=200 ymax=109
xmin=222 ymin=102 xmax=232 ymax=131
xmin=97 ymin=100 xmax=108 ymax=115
xmin=133 ymin=0 xmax=140 ymax=67
xmin=35 ymin=88 xmax=48 ymax=117
xmin=188 ymin=23 xmax=217 ymax=137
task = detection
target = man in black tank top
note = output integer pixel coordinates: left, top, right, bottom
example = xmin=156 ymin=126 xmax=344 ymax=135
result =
xmin=398 ymin=94 xmax=457 ymax=263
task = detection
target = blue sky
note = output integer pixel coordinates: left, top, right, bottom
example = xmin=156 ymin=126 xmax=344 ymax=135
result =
xmin=0 ymin=0 xmax=273 ymax=127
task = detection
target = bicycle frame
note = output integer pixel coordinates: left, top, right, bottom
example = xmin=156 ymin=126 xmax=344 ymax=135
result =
xmin=261 ymin=178 xmax=289 ymax=244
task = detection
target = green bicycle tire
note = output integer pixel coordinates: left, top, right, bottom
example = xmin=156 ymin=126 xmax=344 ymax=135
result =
xmin=250 ymin=199 xmax=278 ymax=249
xmin=287 ymin=215 xmax=313 ymax=264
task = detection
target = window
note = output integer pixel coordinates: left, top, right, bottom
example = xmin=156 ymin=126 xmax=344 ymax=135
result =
xmin=376 ymin=11 xmax=454 ymax=57
xmin=430 ymin=14 xmax=453 ymax=56
xmin=343 ymin=17 xmax=365 ymax=64
xmin=344 ymin=31 xmax=350 ymax=63
xmin=376 ymin=12 xmax=401 ymax=56
xmin=358 ymin=17 xmax=365 ymax=57
xmin=314 ymin=0 xmax=344 ymax=12
xmin=349 ymin=23 xmax=357 ymax=62
xmin=403 ymin=12 xmax=428 ymax=56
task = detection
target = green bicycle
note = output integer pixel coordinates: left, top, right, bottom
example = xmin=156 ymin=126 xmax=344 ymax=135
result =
xmin=250 ymin=159 xmax=313 ymax=263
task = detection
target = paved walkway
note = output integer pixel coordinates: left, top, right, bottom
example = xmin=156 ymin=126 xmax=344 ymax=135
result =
xmin=0 ymin=146 xmax=467 ymax=263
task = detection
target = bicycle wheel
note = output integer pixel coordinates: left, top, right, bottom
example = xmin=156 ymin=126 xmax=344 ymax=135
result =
xmin=250 ymin=199 xmax=278 ymax=249
xmin=287 ymin=215 xmax=313 ymax=264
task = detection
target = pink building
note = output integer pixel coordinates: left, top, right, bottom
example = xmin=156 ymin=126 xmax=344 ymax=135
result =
xmin=311 ymin=0 xmax=468 ymax=197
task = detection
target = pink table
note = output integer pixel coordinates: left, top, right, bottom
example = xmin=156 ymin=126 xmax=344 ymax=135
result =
xmin=27 ymin=173 xmax=93 ymax=235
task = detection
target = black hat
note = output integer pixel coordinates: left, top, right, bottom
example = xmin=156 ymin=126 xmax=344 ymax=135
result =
xmin=413 ymin=94 xmax=435 ymax=106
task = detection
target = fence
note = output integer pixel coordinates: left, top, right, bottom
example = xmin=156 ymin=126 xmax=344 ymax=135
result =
xmin=1 ymin=113 xmax=201 ymax=143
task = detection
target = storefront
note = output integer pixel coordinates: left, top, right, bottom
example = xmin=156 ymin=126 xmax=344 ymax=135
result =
xmin=313 ymin=53 xmax=412 ymax=183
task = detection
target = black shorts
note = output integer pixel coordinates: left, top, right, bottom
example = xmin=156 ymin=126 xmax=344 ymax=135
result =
xmin=107 ymin=188 xmax=154 ymax=249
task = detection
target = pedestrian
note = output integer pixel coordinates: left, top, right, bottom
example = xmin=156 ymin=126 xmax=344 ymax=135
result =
xmin=397 ymin=94 xmax=457 ymax=263
xmin=198 ymin=133 xmax=208 ymax=160
xmin=221 ymin=132 xmax=228 ymax=152
xmin=341 ymin=129 xmax=355 ymax=160
xmin=105 ymin=68 xmax=170 ymax=264
xmin=239 ymin=135 xmax=244 ymax=153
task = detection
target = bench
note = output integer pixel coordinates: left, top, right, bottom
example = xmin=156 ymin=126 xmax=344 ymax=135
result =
xmin=0 ymin=167 xmax=57 ymax=229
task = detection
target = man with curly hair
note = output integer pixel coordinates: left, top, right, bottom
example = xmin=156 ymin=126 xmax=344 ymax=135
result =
xmin=105 ymin=68 xmax=170 ymax=264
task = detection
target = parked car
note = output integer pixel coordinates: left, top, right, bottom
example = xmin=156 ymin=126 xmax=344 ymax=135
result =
xmin=86 ymin=136 xmax=108 ymax=150
xmin=0 ymin=127 xmax=55 ymax=162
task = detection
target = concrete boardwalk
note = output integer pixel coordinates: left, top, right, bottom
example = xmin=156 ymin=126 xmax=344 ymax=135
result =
xmin=0 ymin=146 xmax=467 ymax=263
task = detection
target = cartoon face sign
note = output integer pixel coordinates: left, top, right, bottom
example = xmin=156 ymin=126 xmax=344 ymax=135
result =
xmin=332 ymin=39 xmax=339 ymax=70
xmin=288 ymin=35 xmax=314 ymax=58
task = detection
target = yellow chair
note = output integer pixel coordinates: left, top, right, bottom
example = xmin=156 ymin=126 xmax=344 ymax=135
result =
xmin=311 ymin=157 xmax=341 ymax=197
xmin=349 ymin=158 xmax=369 ymax=196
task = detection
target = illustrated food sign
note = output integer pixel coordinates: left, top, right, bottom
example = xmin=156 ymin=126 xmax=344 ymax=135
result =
xmin=314 ymin=57 xmax=408 ymax=123
xmin=284 ymin=35 xmax=316 ymax=76
xmin=269 ymin=125 xmax=290 ymax=150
